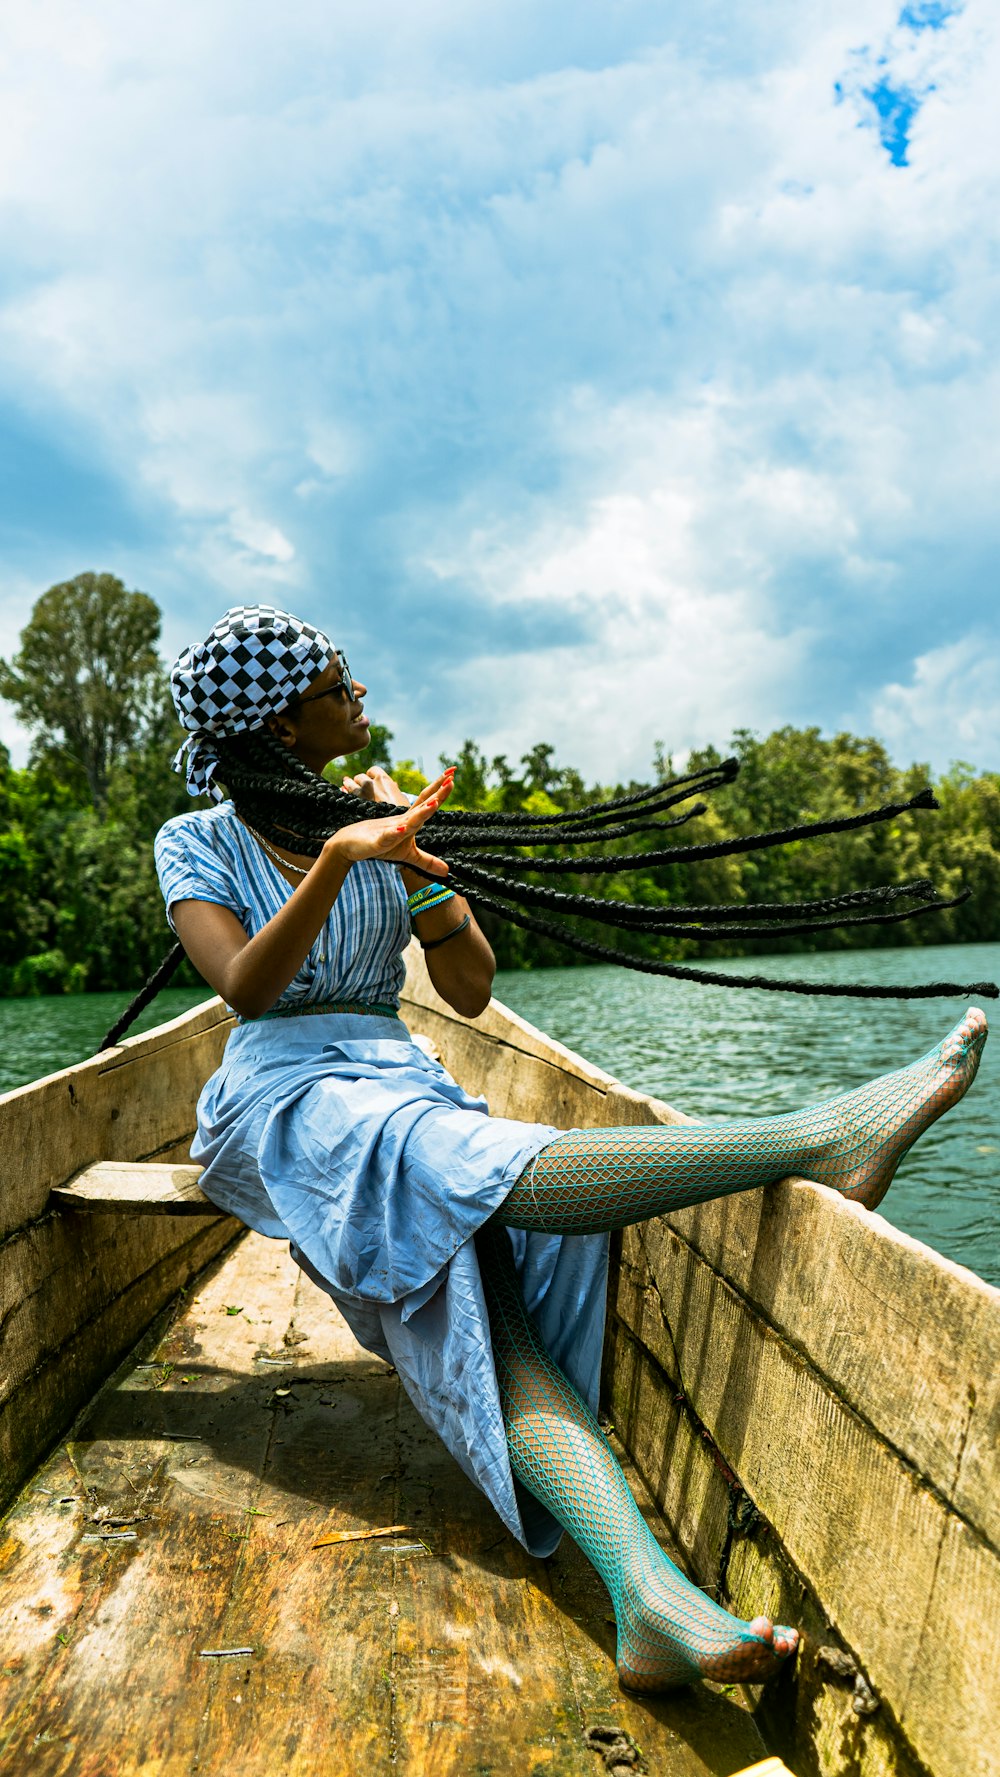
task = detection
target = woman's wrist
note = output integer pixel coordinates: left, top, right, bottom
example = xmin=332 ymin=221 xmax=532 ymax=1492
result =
xmin=321 ymin=833 xmax=356 ymax=873
xmin=401 ymin=864 xmax=447 ymax=896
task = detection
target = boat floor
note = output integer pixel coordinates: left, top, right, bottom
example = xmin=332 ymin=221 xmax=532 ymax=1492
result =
xmin=0 ymin=1233 xmax=769 ymax=1776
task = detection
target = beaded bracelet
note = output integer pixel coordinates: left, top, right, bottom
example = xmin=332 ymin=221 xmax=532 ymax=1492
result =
xmin=407 ymin=883 xmax=456 ymax=916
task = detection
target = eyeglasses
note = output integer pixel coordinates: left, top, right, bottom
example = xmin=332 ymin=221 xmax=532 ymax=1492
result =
xmin=299 ymin=650 xmax=356 ymax=708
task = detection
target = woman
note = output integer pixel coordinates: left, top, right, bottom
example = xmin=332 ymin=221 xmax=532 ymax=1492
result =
xmin=155 ymin=605 xmax=987 ymax=1694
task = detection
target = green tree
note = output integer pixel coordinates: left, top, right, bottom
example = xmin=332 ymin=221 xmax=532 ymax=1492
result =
xmin=0 ymin=571 xmax=163 ymax=810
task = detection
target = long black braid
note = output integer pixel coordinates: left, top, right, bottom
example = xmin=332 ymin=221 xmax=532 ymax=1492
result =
xmin=96 ymin=728 xmax=997 ymax=1052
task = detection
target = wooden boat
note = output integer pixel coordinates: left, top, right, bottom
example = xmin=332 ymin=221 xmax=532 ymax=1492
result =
xmin=1 ymin=945 xmax=997 ymax=1777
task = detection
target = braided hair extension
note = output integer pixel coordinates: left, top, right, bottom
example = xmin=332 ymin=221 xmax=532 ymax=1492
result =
xmin=96 ymin=939 xmax=188 ymax=1052
xmin=95 ymin=729 xmax=997 ymax=1052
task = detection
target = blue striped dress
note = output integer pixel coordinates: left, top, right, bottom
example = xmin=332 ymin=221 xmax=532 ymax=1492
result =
xmin=154 ymin=803 xmax=609 ymax=1555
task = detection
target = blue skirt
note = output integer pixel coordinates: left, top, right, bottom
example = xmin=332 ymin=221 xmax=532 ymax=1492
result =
xmin=190 ymin=1011 xmax=609 ymax=1556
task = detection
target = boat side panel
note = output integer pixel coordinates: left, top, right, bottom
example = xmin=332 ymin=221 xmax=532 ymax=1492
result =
xmin=400 ymin=951 xmax=999 ymax=1777
xmin=607 ymin=1220 xmax=1000 ymax=1777
xmin=653 ymin=1186 xmax=1000 ymax=1556
xmin=0 ymin=1214 xmax=237 ymax=1513
xmin=0 ymin=997 xmax=233 ymax=1241
xmin=0 ymin=997 xmax=237 ymax=1516
xmin=606 ymin=1313 xmax=930 ymax=1777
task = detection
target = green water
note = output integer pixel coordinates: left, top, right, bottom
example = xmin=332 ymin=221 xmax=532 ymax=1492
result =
xmin=2 ymin=943 xmax=997 ymax=1286
xmin=0 ymin=987 xmax=212 ymax=1099
xmin=494 ymin=942 xmax=1000 ymax=1290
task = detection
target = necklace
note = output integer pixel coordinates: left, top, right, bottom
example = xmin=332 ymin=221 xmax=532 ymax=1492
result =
xmin=240 ymin=820 xmax=313 ymax=877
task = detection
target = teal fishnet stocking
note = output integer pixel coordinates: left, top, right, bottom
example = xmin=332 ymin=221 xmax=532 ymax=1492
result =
xmin=475 ymin=1222 xmax=797 ymax=1689
xmin=500 ymin=1010 xmax=986 ymax=1233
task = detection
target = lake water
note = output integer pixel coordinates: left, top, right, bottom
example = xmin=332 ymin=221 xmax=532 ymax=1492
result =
xmin=1 ymin=941 xmax=997 ymax=1287
xmin=493 ymin=942 xmax=1000 ymax=1291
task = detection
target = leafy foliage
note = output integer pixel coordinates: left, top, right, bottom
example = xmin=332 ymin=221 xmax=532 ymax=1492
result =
xmin=0 ymin=571 xmax=164 ymax=809
xmin=0 ymin=584 xmax=996 ymax=994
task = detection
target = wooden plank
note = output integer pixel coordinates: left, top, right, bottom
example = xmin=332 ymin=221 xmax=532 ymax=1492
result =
xmin=0 ymin=1447 xmax=92 ymax=1736
xmin=1 ymin=1232 xmax=771 ymax=1776
xmin=653 ymin=1183 xmax=1000 ymax=1554
xmin=51 ymin=1162 xmax=215 ymax=1215
xmin=0 ymin=1211 xmax=225 ymax=1416
xmin=188 ymin=1259 xmax=399 ymax=1776
xmin=0 ymin=1236 xmax=305 ymax=1775
xmin=0 ymin=995 xmax=232 ymax=1239
xmin=0 ymin=1217 xmax=238 ymax=1517
xmin=610 ymin=1226 xmax=1000 ymax=1777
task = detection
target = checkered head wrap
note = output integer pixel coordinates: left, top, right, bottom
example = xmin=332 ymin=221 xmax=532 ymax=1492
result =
xmin=170 ymin=605 xmax=334 ymax=800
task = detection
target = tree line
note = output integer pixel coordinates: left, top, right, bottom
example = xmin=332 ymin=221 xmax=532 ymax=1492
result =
xmin=0 ymin=573 xmax=997 ymax=997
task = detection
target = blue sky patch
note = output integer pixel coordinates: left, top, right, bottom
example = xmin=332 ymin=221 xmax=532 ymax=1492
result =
xmin=899 ymin=2 xmax=960 ymax=32
xmin=863 ymin=76 xmax=924 ymax=165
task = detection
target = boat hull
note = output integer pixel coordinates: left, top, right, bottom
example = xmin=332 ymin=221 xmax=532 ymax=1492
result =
xmin=1 ymin=948 xmax=997 ymax=1777
xmin=0 ymin=997 xmax=237 ymax=1517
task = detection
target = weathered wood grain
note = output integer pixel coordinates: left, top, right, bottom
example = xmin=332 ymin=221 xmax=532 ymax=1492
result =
xmin=0 ymin=996 xmax=232 ymax=1239
xmin=653 ymin=1183 xmax=1000 ymax=1553
xmin=1 ymin=1233 xmax=767 ymax=1776
xmin=51 ymin=1162 xmax=215 ymax=1215
xmin=611 ymin=1225 xmax=1000 ymax=1777
xmin=0 ymin=997 xmax=234 ymax=1516
xmin=0 ymin=1216 xmax=237 ymax=1514
xmin=604 ymin=1315 xmax=933 ymax=1777
xmin=0 ymin=1234 xmax=300 ymax=1774
xmin=1 ymin=1210 xmax=226 ymax=1414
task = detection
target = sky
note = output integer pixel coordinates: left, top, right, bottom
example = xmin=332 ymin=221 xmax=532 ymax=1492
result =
xmin=0 ymin=0 xmax=997 ymax=783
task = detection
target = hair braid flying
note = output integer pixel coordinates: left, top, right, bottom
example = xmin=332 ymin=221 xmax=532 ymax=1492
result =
xmin=96 ymin=730 xmax=998 ymax=1052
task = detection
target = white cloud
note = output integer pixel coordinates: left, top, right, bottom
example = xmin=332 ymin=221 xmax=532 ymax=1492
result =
xmin=870 ymin=638 xmax=1000 ymax=771
xmin=0 ymin=0 xmax=998 ymax=778
xmin=415 ymin=389 xmax=819 ymax=777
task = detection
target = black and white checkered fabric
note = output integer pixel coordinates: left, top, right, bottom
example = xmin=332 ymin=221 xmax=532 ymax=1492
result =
xmin=170 ymin=605 xmax=334 ymax=800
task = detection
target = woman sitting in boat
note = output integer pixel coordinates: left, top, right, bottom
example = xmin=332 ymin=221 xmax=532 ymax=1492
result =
xmin=153 ymin=604 xmax=987 ymax=1695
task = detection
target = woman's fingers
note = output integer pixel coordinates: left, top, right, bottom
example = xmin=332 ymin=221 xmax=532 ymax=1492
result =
xmin=409 ymin=844 xmax=450 ymax=876
xmin=413 ymin=769 xmax=455 ymax=806
xmin=332 ymin=779 xmax=452 ymax=866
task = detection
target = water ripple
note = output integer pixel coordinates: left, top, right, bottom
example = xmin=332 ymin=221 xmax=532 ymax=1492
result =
xmin=494 ymin=942 xmax=1000 ymax=1290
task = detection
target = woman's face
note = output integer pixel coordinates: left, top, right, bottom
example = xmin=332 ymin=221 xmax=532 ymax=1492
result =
xmin=267 ymin=653 xmax=370 ymax=773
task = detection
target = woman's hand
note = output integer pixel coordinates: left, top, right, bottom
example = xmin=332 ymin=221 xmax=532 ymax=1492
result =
xmin=341 ymin=763 xmax=410 ymax=805
xmin=327 ymin=768 xmax=454 ymax=879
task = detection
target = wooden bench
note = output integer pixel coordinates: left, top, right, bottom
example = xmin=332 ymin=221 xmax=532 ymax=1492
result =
xmin=51 ymin=1162 xmax=222 ymax=1216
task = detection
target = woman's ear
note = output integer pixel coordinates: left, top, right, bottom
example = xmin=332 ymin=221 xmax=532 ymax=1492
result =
xmin=265 ymin=712 xmax=298 ymax=749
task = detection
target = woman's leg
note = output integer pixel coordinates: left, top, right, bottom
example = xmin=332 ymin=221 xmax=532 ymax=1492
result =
xmin=501 ymin=1009 xmax=986 ymax=1233
xmin=476 ymin=1222 xmax=797 ymax=1690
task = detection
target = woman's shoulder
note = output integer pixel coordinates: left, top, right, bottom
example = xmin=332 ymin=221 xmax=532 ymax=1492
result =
xmin=154 ymin=802 xmax=240 ymax=860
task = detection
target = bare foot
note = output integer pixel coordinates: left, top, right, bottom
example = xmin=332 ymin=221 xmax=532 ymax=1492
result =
xmin=615 ymin=1559 xmax=799 ymax=1692
xmin=799 ymin=1008 xmax=987 ymax=1211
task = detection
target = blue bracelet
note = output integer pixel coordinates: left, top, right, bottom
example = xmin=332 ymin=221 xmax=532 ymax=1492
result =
xmin=411 ymin=892 xmax=456 ymax=918
xmin=407 ymin=883 xmax=440 ymax=910
xmin=407 ymin=883 xmax=455 ymax=914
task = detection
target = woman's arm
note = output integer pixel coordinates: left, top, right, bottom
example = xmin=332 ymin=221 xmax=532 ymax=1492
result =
xmin=400 ymin=867 xmax=495 ymax=1018
xmin=343 ymin=764 xmax=496 ymax=1019
xmin=171 ymin=780 xmax=452 ymax=1018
